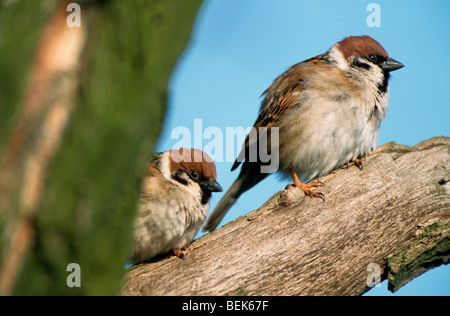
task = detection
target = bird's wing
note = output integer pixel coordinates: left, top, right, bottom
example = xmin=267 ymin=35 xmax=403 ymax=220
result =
xmin=231 ymin=55 xmax=325 ymax=171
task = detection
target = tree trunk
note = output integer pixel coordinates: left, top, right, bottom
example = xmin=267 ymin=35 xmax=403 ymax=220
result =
xmin=0 ymin=0 xmax=202 ymax=295
xmin=122 ymin=137 xmax=450 ymax=296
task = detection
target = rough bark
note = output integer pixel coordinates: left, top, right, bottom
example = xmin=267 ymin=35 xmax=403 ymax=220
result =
xmin=122 ymin=137 xmax=450 ymax=296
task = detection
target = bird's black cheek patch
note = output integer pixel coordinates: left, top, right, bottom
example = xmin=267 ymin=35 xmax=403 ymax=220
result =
xmin=352 ymin=59 xmax=371 ymax=70
xmin=171 ymin=170 xmax=189 ymax=186
xmin=200 ymin=189 xmax=212 ymax=205
xmin=377 ymin=70 xmax=390 ymax=94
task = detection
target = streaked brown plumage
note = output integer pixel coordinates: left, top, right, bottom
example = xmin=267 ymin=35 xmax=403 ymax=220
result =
xmin=132 ymin=148 xmax=222 ymax=263
xmin=203 ymin=36 xmax=403 ymax=232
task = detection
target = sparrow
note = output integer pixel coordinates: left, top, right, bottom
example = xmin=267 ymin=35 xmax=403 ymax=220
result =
xmin=131 ymin=148 xmax=222 ymax=263
xmin=203 ymin=35 xmax=403 ymax=232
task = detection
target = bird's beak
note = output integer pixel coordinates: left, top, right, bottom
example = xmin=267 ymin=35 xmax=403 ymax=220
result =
xmin=202 ymin=179 xmax=223 ymax=192
xmin=381 ymin=58 xmax=404 ymax=72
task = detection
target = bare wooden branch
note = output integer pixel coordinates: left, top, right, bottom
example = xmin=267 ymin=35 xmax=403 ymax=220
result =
xmin=122 ymin=137 xmax=450 ymax=296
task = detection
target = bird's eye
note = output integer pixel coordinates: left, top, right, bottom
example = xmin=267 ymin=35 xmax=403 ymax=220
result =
xmin=190 ymin=170 xmax=199 ymax=180
xmin=368 ymin=54 xmax=378 ymax=62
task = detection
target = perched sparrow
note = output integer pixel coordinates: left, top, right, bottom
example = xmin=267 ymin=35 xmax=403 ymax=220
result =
xmin=203 ymin=35 xmax=403 ymax=232
xmin=132 ymin=148 xmax=222 ymax=263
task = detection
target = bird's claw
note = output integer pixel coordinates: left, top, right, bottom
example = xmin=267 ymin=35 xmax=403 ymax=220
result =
xmin=289 ymin=169 xmax=325 ymax=201
xmin=293 ymin=181 xmax=325 ymax=201
xmin=173 ymin=246 xmax=190 ymax=259
xmin=354 ymin=157 xmax=364 ymax=170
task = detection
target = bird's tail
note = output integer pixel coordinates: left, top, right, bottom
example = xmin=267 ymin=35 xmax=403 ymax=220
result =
xmin=203 ymin=161 xmax=269 ymax=232
xmin=202 ymin=177 xmax=244 ymax=232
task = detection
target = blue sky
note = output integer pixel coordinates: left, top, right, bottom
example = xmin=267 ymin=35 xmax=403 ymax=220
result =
xmin=156 ymin=0 xmax=450 ymax=295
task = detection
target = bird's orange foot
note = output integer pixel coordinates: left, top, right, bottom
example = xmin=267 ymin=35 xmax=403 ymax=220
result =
xmin=289 ymin=169 xmax=325 ymax=201
xmin=295 ymin=181 xmax=325 ymax=201
xmin=172 ymin=246 xmax=190 ymax=259
xmin=353 ymin=157 xmax=364 ymax=170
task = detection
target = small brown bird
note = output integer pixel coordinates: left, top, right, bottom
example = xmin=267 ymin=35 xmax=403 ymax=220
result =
xmin=131 ymin=148 xmax=222 ymax=263
xmin=203 ymin=35 xmax=404 ymax=232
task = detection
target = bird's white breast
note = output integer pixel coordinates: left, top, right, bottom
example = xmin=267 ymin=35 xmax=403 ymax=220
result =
xmin=132 ymin=176 xmax=208 ymax=262
xmin=276 ymin=73 xmax=389 ymax=182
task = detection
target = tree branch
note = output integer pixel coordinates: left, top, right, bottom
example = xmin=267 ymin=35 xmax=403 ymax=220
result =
xmin=122 ymin=137 xmax=450 ymax=296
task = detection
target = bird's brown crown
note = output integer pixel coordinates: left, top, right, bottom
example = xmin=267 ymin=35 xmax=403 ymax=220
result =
xmin=336 ymin=35 xmax=389 ymax=61
xmin=169 ymin=148 xmax=217 ymax=180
